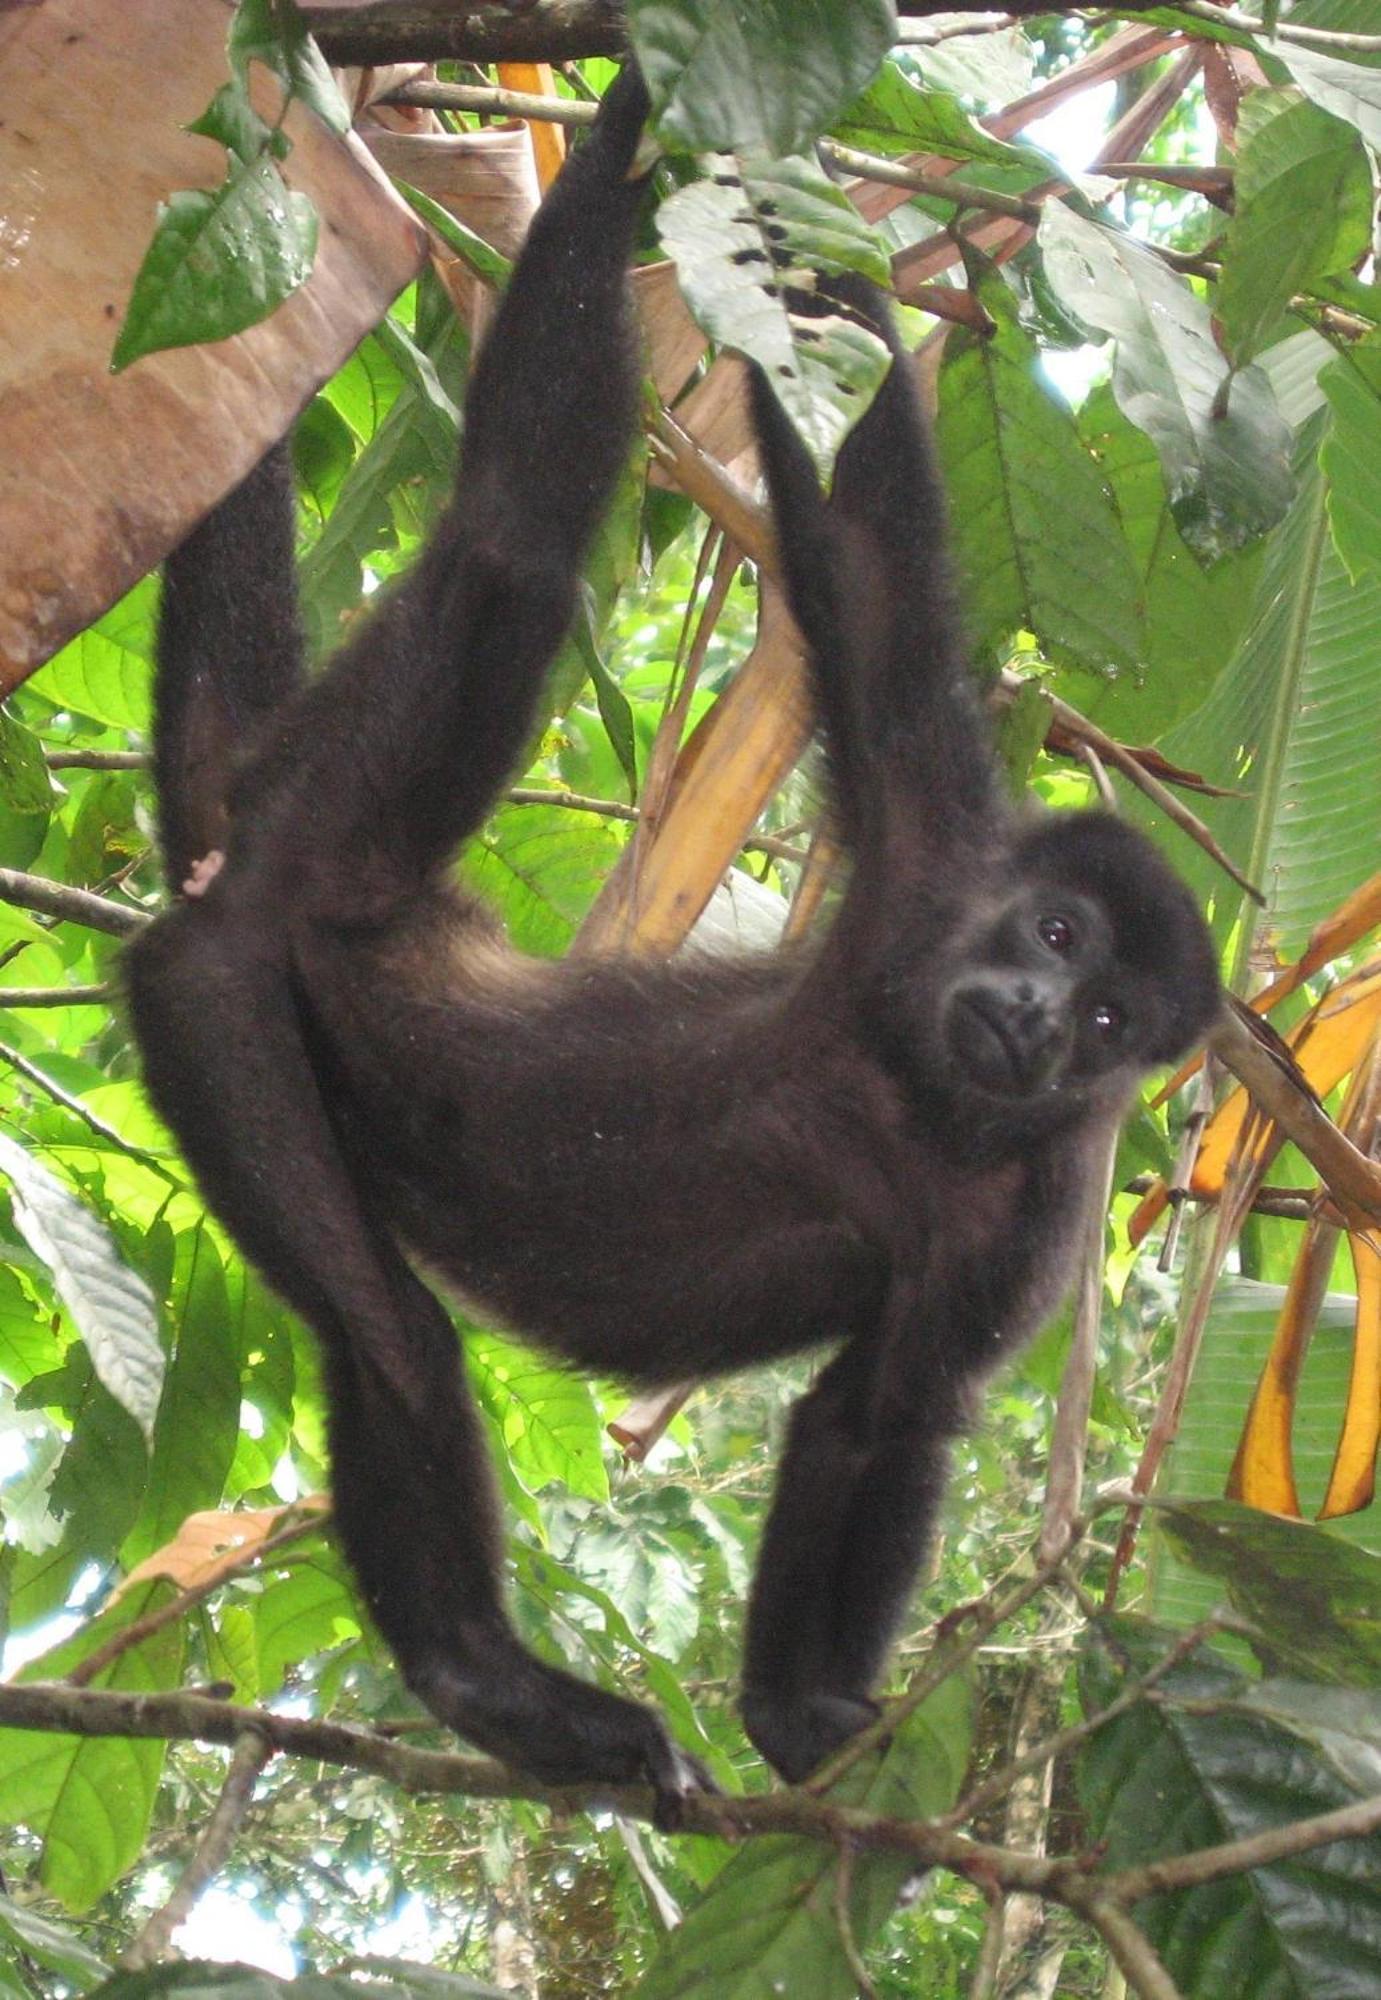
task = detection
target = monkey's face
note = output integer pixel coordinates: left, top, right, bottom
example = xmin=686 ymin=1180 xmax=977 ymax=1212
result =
xmin=939 ymin=886 xmax=1138 ymax=1104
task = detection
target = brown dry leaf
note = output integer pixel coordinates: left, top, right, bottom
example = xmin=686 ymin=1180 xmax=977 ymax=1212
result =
xmin=1226 ymin=1222 xmax=1335 ymax=1517
xmin=115 ymin=1496 xmax=330 ymax=1599
xmin=0 ymin=0 xmax=427 ymax=688
xmin=633 ymin=262 xmax=708 ymax=406
xmin=496 ymin=61 xmax=566 ymax=190
xmin=1321 ymin=1234 xmax=1381 ymax=1517
xmin=579 ymin=585 xmax=812 ymax=956
xmin=1190 ymin=967 xmax=1381 ymax=1200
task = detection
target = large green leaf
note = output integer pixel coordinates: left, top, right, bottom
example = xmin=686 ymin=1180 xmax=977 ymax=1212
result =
xmin=1279 ymin=40 xmax=1381 ymax=148
xmin=836 ymin=63 xmax=1040 ymax=168
xmin=1320 ymin=330 xmax=1381 ymax=584
xmin=460 ymin=802 xmax=624 ymax=955
xmin=1141 ymin=416 xmax=1381 ymax=959
xmin=936 ymin=274 xmax=1145 ymax=677
xmin=1079 ymin=1617 xmax=1381 ymax=1999
xmin=1039 ymin=203 xmax=1294 ymax=560
xmin=634 ymin=1668 xmax=976 ymax=1998
xmin=120 ymin=1226 xmax=240 ymax=1566
xmin=468 ymin=1329 xmax=608 ymax=1502
xmin=0 ymin=1135 xmax=163 ymax=1441
xmin=1057 ymin=382 xmax=1261 ymax=738
xmin=33 ymin=577 xmax=155 ymax=733
xmin=1160 ymin=1499 xmax=1381 ymax=1683
xmin=658 ymin=155 xmax=891 ymax=481
xmin=0 ymin=1594 xmax=183 ymax=1910
xmin=1216 ymin=89 xmax=1372 ymax=367
xmin=629 ymin=0 xmax=896 ymax=156
xmin=112 ymin=156 xmax=317 ymax=372
xmin=1155 ymin=1283 xmax=1381 ymax=1636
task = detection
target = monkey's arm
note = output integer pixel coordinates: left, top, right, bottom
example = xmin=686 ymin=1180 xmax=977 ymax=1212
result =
xmin=740 ymin=1291 xmax=967 ymax=1782
xmin=747 ymin=282 xmax=1005 ymax=870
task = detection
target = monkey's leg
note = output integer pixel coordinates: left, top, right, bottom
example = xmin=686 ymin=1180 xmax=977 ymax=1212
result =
xmin=126 ymin=909 xmax=708 ymax=1816
xmin=155 ymin=442 xmax=304 ymax=895
xmin=741 ymin=1340 xmax=963 ymax=1783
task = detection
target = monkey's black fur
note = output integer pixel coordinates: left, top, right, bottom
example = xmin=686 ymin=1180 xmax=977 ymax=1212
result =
xmin=127 ymin=67 xmax=1221 ymax=1810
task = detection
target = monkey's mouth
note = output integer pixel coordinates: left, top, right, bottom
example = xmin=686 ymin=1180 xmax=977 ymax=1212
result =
xmin=946 ymin=989 xmax=1062 ymax=1098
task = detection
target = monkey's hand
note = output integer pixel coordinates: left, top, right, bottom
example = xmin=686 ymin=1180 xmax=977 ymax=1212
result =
xmin=741 ymin=1687 xmax=882 ymax=1786
xmin=410 ymin=1647 xmax=716 ymax=1828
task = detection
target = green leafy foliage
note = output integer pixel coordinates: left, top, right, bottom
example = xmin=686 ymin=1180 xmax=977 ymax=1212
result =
xmin=1159 ymin=1500 xmax=1381 ymax=1682
xmin=1079 ymin=1617 xmax=1381 ymax=1999
xmin=936 ymin=273 xmax=1145 ymax=676
xmin=1279 ymin=39 xmax=1381 ymax=149
xmin=111 ymin=0 xmax=343 ymax=370
xmin=0 ymin=1135 xmax=162 ymax=1441
xmin=1320 ymin=330 xmax=1381 ymax=584
xmin=1143 ymin=417 xmax=1381 ymax=957
xmin=1039 ymin=204 xmax=1294 ymax=559
xmin=636 ymin=1671 xmax=975 ymax=1997
xmin=112 ymin=158 xmax=317 ymax=374
xmin=630 ymin=0 xmax=896 ymax=156
xmin=1217 ymin=89 xmax=1372 ymax=367
xmin=1059 ymin=382 xmax=1260 ymax=737
xmin=836 ymin=64 xmax=1042 ymax=169
xmin=0 ymin=1890 xmax=108 ymax=1990
xmin=658 ymin=154 xmax=892 ymax=480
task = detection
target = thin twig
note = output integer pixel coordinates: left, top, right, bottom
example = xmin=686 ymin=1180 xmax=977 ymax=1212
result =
xmin=0 ymin=1041 xmax=172 ymax=1175
xmin=508 ymin=787 xmax=808 ymax=864
xmin=45 ymin=751 xmax=148 ymax=771
xmin=967 ymin=1894 xmax=1006 ymax=2000
xmin=384 ymin=79 xmax=597 ymax=124
xmin=831 ymin=1840 xmax=878 ymax=2000
xmin=0 ymin=986 xmax=112 ymax=1008
xmin=822 ymin=140 xmax=1041 ymax=225
xmin=944 ymin=1612 xmax=1235 ymax=1830
xmin=119 ymin=1731 xmax=272 ymax=1969
xmin=1067 ymin=1892 xmax=1183 ymax=2000
xmin=68 ymin=1509 xmax=331 ymax=1688
xmin=1181 ymin=1 xmax=1381 ymax=51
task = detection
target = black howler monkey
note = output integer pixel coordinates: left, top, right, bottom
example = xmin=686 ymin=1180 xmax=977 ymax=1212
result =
xmin=127 ymin=65 xmax=1221 ymax=1813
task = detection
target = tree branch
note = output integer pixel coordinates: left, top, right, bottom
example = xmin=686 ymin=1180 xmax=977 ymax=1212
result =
xmin=119 ymin=1731 xmax=272 ymax=1970
xmin=0 ymin=868 xmax=147 ymax=937
xmin=307 ymin=0 xmax=1178 ymax=67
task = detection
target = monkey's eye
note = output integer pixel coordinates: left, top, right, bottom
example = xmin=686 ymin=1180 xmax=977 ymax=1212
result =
xmin=1092 ymin=1002 xmax=1123 ymax=1039
xmin=1036 ymin=914 xmax=1075 ymax=953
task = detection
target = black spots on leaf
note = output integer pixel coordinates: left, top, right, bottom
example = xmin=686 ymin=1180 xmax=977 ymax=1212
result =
xmin=732 ymin=247 xmax=771 ymax=268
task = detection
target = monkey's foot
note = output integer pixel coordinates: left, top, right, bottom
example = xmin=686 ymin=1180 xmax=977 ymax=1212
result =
xmin=410 ymin=1651 xmax=715 ymax=1827
xmin=182 ymin=849 xmax=226 ymax=899
xmin=741 ymin=1687 xmax=882 ymax=1785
